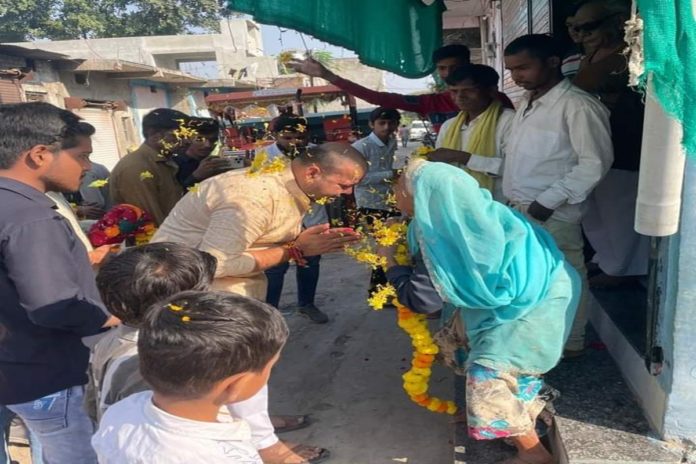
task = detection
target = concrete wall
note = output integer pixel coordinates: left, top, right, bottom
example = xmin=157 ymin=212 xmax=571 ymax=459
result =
xmin=660 ymin=156 xmax=696 ymax=441
xmin=10 ymin=19 xmax=275 ymax=81
xmin=60 ymin=70 xmax=133 ymax=102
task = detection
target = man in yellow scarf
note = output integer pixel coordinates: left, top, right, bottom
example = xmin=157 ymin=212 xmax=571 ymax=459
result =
xmin=429 ymin=65 xmax=515 ymax=200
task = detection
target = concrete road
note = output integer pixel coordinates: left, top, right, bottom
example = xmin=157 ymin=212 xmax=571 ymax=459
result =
xmin=394 ymin=144 xmax=415 ymax=169
xmin=268 ymin=253 xmax=454 ymax=464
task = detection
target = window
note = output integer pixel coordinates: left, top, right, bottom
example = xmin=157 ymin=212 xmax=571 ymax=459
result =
xmin=178 ymin=60 xmax=220 ymax=80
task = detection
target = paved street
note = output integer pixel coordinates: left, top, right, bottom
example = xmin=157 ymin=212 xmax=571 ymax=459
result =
xmin=269 ymin=253 xmax=455 ymax=464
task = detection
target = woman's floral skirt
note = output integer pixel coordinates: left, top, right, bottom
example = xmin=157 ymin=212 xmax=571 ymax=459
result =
xmin=466 ymin=363 xmax=546 ymax=440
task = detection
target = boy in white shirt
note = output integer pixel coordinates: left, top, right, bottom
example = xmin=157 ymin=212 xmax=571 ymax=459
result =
xmin=351 ymin=107 xmax=401 ymax=294
xmin=92 ymin=289 xmax=289 ymax=464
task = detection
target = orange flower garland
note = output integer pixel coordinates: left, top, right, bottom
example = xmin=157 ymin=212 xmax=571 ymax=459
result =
xmin=345 ymin=216 xmax=457 ymax=415
xmin=395 ymin=300 xmax=458 ymax=415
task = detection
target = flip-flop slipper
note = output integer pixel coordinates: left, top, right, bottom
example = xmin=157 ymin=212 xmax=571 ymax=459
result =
xmin=289 ymin=445 xmax=331 ymax=464
xmin=274 ymin=415 xmax=312 ymax=434
xmin=305 ymin=448 xmax=331 ymax=464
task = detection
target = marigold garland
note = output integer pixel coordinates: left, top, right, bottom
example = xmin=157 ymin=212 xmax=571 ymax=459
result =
xmin=344 ymin=243 xmax=387 ymax=269
xmin=412 ymin=145 xmax=434 ymax=159
xmin=395 ymin=301 xmax=457 ymax=415
xmin=372 ymin=219 xmax=408 ymax=247
xmin=367 ymin=284 xmax=396 ymax=310
xmin=344 ymin=216 xmax=457 ymax=415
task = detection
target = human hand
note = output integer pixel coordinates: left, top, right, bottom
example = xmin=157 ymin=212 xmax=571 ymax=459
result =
xmin=427 ymin=148 xmax=471 ymax=164
xmin=287 ymin=57 xmax=334 ymax=80
xmin=88 ymin=245 xmax=117 ymax=266
xmin=295 ymin=224 xmax=360 ymax=256
xmin=76 ymin=203 xmax=105 ymax=220
xmin=527 ymin=200 xmax=554 ymax=223
xmin=192 ymin=156 xmax=235 ymax=181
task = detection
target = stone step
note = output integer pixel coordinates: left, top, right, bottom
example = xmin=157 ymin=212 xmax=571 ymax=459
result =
xmin=549 ymin=415 xmax=682 ymax=464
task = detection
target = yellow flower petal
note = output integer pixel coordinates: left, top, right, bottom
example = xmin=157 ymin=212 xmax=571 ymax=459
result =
xmin=88 ymin=179 xmax=108 ymax=188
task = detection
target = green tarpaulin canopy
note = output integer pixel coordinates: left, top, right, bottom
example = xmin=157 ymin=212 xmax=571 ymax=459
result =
xmin=227 ymin=0 xmax=445 ymax=78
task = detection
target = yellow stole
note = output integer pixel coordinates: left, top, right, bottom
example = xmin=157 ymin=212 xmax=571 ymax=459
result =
xmin=440 ymin=100 xmax=502 ymax=192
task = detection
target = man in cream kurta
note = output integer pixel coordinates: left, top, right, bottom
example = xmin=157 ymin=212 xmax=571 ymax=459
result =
xmin=153 ymin=165 xmax=310 ymax=300
xmin=151 ymin=144 xmax=366 ymax=462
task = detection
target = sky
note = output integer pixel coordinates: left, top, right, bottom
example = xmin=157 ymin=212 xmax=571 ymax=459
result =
xmin=259 ymin=24 xmax=433 ymax=94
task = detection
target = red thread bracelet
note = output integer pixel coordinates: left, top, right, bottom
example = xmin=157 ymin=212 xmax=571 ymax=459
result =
xmin=285 ymin=241 xmax=308 ymax=267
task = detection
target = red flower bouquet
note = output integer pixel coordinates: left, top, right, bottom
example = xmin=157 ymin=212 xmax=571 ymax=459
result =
xmin=88 ymin=204 xmax=156 ymax=248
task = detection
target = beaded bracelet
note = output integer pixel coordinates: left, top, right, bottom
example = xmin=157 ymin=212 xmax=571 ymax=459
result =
xmin=285 ymin=240 xmax=309 ymax=267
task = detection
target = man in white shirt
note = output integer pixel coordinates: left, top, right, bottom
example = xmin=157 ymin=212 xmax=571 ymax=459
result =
xmin=430 ymin=64 xmax=515 ymax=201
xmin=503 ymin=34 xmax=613 ymax=356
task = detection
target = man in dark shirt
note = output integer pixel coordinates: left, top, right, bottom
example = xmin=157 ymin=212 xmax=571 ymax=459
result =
xmin=0 ymin=102 xmax=117 ymax=463
xmin=173 ymin=117 xmax=232 ymax=190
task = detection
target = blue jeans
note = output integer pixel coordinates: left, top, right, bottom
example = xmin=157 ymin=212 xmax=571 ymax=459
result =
xmin=265 ymin=255 xmax=321 ymax=308
xmin=7 ymin=386 xmax=96 ymax=464
xmin=0 ymin=406 xmax=42 ymax=464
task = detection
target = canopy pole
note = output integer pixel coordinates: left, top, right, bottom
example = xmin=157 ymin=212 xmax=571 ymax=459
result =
xmin=635 ymin=75 xmax=687 ymax=236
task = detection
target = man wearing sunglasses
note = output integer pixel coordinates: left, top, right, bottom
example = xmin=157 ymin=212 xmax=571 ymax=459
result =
xmin=572 ymin=0 xmax=650 ymax=290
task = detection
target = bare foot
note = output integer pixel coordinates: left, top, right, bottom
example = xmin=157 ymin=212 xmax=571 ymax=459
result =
xmin=501 ymin=431 xmax=553 ymax=464
xmin=497 ymin=455 xmax=553 ymax=464
xmin=258 ymin=441 xmax=327 ymax=464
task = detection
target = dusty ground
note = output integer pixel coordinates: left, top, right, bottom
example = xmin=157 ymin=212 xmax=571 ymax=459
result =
xmin=269 ymin=253 xmax=455 ymax=464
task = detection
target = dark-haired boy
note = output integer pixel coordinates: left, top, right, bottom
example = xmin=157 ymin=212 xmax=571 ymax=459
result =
xmin=503 ymin=34 xmax=613 ymax=361
xmin=109 ymin=108 xmax=190 ymax=225
xmin=290 ymin=44 xmax=513 ymax=132
xmin=92 ymin=290 xmax=290 ymax=463
xmin=87 ymin=242 xmax=217 ymax=421
xmin=0 ymin=102 xmax=118 ymax=463
xmin=430 ymin=64 xmax=515 ymax=200
xmin=99 ymin=242 xmax=332 ymax=462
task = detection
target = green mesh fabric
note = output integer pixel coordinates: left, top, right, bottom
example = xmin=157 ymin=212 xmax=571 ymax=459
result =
xmin=227 ymin=0 xmax=445 ymax=78
xmin=637 ymin=0 xmax=696 ymax=156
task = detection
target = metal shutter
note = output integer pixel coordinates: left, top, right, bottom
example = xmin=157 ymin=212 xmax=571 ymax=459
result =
xmin=531 ymin=0 xmax=551 ymax=34
xmin=501 ymin=0 xmax=530 ymax=106
xmin=0 ymin=78 xmax=23 ymax=104
xmin=74 ymin=108 xmax=123 ymax=171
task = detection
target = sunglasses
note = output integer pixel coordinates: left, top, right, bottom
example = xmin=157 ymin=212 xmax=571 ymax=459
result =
xmin=570 ymin=13 xmax=620 ymax=33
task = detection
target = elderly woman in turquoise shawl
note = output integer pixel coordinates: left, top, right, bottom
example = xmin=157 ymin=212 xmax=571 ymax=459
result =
xmin=379 ymin=159 xmax=579 ymax=464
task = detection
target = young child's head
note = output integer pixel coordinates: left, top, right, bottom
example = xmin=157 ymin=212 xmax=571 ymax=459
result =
xmin=96 ymin=242 xmax=217 ymax=327
xmin=138 ymin=291 xmax=289 ymax=404
xmin=369 ymin=107 xmax=400 ymax=142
